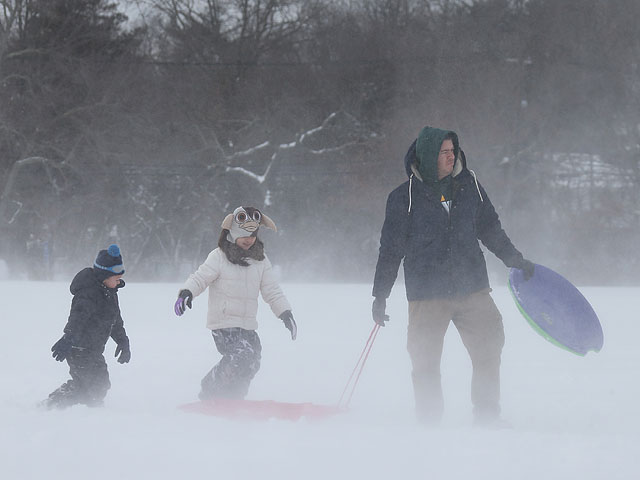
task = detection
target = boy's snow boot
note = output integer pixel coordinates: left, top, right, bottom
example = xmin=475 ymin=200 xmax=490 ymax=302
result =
xmin=41 ymin=381 xmax=79 ymax=409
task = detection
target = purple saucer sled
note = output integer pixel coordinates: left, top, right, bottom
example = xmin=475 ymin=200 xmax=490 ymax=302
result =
xmin=508 ymin=264 xmax=603 ymax=356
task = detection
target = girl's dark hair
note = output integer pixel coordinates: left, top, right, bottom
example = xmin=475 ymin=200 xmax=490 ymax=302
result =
xmin=218 ymin=229 xmax=265 ymax=266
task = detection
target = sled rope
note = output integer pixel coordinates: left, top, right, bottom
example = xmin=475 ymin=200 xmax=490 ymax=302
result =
xmin=338 ymin=323 xmax=381 ymax=408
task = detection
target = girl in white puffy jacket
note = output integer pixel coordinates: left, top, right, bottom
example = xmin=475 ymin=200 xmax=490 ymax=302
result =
xmin=174 ymin=206 xmax=296 ymax=400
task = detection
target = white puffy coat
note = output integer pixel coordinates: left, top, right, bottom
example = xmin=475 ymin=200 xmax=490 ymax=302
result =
xmin=182 ymin=248 xmax=291 ymax=331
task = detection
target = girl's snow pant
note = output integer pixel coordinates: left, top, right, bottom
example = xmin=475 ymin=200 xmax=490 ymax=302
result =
xmin=200 ymin=327 xmax=262 ymax=400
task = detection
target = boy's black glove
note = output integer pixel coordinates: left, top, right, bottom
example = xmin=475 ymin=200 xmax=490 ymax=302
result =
xmin=279 ymin=310 xmax=297 ymax=340
xmin=516 ymin=259 xmax=535 ymax=281
xmin=174 ymin=289 xmax=193 ymax=316
xmin=115 ymin=339 xmax=131 ymax=364
xmin=372 ymin=297 xmax=389 ymax=326
xmin=51 ymin=336 xmax=72 ymax=362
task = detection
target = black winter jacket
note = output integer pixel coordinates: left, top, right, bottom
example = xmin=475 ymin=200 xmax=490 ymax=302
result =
xmin=62 ymin=268 xmax=129 ymax=352
xmin=373 ymin=141 xmax=524 ymax=302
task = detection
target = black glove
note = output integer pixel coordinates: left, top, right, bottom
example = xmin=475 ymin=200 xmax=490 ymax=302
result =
xmin=279 ymin=310 xmax=297 ymax=340
xmin=372 ymin=297 xmax=389 ymax=326
xmin=51 ymin=336 xmax=72 ymax=362
xmin=174 ymin=289 xmax=193 ymax=316
xmin=115 ymin=339 xmax=131 ymax=364
xmin=516 ymin=259 xmax=535 ymax=281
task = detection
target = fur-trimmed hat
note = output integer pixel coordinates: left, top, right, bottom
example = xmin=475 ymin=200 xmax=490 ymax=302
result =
xmin=222 ymin=206 xmax=277 ymax=242
xmin=93 ymin=244 xmax=125 ymax=279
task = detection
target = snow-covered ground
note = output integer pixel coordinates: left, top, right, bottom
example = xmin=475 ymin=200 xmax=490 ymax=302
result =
xmin=1 ymin=280 xmax=638 ymax=479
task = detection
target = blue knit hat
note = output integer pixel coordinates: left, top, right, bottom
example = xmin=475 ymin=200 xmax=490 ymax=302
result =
xmin=93 ymin=244 xmax=125 ymax=279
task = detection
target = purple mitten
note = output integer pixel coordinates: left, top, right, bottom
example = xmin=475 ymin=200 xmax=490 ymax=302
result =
xmin=174 ymin=297 xmax=185 ymax=316
xmin=174 ymin=289 xmax=193 ymax=316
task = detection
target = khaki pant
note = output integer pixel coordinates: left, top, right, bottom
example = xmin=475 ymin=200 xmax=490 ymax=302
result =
xmin=407 ymin=289 xmax=505 ymax=423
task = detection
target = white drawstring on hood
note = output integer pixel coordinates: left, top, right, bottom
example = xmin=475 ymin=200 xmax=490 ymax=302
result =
xmin=468 ymin=169 xmax=484 ymax=202
xmin=408 ymin=174 xmax=414 ymax=213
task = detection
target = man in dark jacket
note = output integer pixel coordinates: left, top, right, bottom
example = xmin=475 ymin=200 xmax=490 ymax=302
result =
xmin=372 ymin=126 xmax=534 ymax=427
xmin=43 ymin=244 xmax=131 ymax=409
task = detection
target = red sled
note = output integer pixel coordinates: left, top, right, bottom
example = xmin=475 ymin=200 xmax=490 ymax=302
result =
xmin=179 ymin=398 xmax=345 ymax=421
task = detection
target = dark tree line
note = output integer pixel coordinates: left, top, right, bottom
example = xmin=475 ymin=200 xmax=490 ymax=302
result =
xmin=1 ymin=0 xmax=639 ymax=283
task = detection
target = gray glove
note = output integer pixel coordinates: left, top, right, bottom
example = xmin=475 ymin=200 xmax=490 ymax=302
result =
xmin=279 ymin=310 xmax=297 ymax=340
xmin=372 ymin=298 xmax=389 ymax=326
xmin=516 ymin=259 xmax=535 ymax=281
xmin=115 ymin=339 xmax=131 ymax=364
xmin=51 ymin=336 xmax=72 ymax=362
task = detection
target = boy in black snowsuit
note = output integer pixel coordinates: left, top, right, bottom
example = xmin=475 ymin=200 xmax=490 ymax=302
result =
xmin=43 ymin=244 xmax=131 ymax=409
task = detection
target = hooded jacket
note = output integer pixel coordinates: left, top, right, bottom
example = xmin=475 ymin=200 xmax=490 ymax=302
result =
xmin=372 ymin=127 xmax=524 ymax=301
xmin=63 ymin=268 xmax=129 ymax=351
